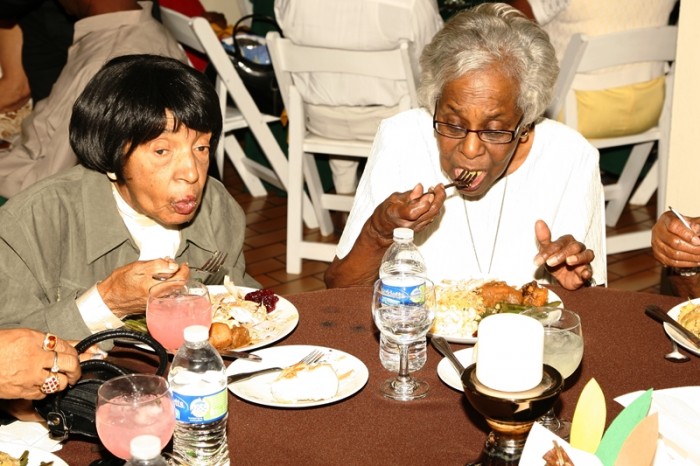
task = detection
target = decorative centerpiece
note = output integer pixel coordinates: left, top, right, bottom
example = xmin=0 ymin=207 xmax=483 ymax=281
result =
xmin=461 ymin=313 xmax=564 ymax=465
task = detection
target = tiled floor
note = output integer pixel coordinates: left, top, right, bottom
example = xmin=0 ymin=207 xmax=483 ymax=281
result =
xmin=222 ymin=157 xmax=665 ymax=296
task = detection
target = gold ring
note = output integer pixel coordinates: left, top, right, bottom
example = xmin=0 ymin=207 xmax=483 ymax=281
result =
xmin=41 ymin=374 xmax=60 ymax=394
xmin=42 ymin=333 xmax=57 ymax=351
xmin=50 ymin=351 xmax=60 ymax=374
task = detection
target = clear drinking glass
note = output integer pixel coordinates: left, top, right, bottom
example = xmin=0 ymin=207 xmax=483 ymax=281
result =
xmin=146 ymin=279 xmax=212 ymax=352
xmin=372 ymin=278 xmax=435 ymax=401
xmin=95 ymin=374 xmax=175 ymax=460
xmin=521 ymin=307 xmax=583 ymax=439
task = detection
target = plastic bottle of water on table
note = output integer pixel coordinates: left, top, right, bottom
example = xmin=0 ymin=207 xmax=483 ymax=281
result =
xmin=379 ymin=227 xmax=428 ymax=372
xmin=124 ymin=434 xmax=168 ymax=466
xmin=168 ymin=325 xmax=230 ymax=466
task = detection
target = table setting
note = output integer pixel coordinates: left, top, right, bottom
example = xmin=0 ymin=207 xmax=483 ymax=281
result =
xmin=46 ymin=280 xmax=698 ymax=465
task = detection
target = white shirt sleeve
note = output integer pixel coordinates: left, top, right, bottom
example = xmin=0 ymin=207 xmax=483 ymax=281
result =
xmin=76 ymin=284 xmax=125 ymax=333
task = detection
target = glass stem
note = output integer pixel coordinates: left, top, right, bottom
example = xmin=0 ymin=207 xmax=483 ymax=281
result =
xmin=398 ymin=342 xmax=410 ymax=378
xmin=539 ymin=408 xmax=562 ymax=431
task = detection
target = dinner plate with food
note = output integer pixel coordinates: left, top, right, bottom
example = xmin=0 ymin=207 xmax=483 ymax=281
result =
xmin=226 ymin=345 xmax=369 ymax=408
xmin=207 ymin=280 xmax=299 ymax=352
xmin=0 ymin=442 xmax=68 ymax=466
xmin=665 ymin=299 xmax=700 ymax=357
xmin=429 ymin=279 xmax=562 ymax=344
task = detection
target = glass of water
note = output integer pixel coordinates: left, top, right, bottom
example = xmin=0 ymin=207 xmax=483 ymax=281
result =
xmin=372 ymin=278 xmax=435 ymax=401
xmin=521 ymin=307 xmax=583 ymax=439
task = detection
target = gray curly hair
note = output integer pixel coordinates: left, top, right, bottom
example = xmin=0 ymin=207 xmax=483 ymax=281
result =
xmin=418 ymin=2 xmax=558 ymax=126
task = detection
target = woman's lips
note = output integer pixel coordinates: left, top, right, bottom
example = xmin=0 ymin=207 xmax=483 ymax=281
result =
xmin=172 ymin=197 xmax=198 ymax=215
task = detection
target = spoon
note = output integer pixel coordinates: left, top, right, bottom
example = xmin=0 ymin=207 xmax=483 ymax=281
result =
xmin=431 ymin=335 xmax=465 ymax=375
xmin=665 ymin=341 xmax=690 ymax=363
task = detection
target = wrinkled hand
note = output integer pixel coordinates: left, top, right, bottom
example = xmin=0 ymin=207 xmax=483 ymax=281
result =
xmin=368 ymin=184 xmax=447 ymax=242
xmin=651 ymin=211 xmax=700 ymax=268
xmin=97 ymin=259 xmax=191 ymax=318
xmin=534 ymin=220 xmax=594 ymax=290
xmin=0 ymin=329 xmax=80 ymax=400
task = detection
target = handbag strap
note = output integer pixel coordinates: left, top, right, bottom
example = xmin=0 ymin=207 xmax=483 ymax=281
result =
xmin=75 ymin=328 xmax=169 ymax=376
xmin=231 ymin=14 xmax=282 ymax=57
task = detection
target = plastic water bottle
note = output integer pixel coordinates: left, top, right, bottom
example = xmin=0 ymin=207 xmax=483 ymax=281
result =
xmin=124 ymin=435 xmax=168 ymax=466
xmin=168 ymin=325 xmax=230 ymax=466
xmin=378 ymin=227 xmax=428 ymax=372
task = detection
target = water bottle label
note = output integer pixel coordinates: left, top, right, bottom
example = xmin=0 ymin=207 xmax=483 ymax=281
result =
xmin=380 ymin=281 xmax=426 ymax=306
xmin=172 ymin=388 xmax=227 ymax=424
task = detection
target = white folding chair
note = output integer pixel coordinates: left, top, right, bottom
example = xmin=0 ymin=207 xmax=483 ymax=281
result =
xmin=266 ymin=31 xmax=419 ymax=273
xmin=160 ymin=7 xmax=318 ymax=229
xmin=547 ymin=26 xmax=677 ymax=254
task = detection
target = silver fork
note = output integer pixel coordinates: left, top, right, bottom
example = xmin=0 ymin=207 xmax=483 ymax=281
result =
xmin=444 ymin=169 xmax=477 ymax=190
xmin=227 ymin=349 xmax=325 ymax=384
xmin=152 ymin=251 xmax=228 ymax=281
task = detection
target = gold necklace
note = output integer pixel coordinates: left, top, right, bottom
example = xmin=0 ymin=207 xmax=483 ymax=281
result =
xmin=463 ymin=176 xmax=508 ymax=276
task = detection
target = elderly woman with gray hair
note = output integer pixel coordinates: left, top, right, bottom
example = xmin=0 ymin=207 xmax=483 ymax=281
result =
xmin=325 ymin=2 xmax=605 ymax=290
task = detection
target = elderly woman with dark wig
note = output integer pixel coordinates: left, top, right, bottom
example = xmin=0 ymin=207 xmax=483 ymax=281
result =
xmin=0 ymin=54 xmax=258 ymax=340
xmin=325 ymin=3 xmax=605 ymax=290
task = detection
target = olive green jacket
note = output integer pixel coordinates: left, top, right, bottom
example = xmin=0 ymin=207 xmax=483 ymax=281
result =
xmin=0 ymin=165 xmax=259 ymax=340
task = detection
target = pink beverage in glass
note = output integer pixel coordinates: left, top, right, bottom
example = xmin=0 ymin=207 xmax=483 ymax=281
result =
xmin=96 ymin=393 xmax=175 ymax=460
xmin=147 ymin=294 xmax=212 ymax=351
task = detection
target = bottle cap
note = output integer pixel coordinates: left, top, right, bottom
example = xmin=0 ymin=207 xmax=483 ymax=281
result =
xmin=393 ymin=227 xmax=414 ymax=241
xmin=130 ymin=434 xmax=161 ymax=460
xmin=183 ymin=325 xmax=209 ymax=343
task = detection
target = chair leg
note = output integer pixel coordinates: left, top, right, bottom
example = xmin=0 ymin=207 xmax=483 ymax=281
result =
xmin=629 ymin=159 xmax=658 ymax=206
xmin=604 ymin=141 xmax=654 ymax=227
xmin=302 ymin=152 xmax=334 ymax=236
xmin=223 ymin=134 xmax=268 ymax=197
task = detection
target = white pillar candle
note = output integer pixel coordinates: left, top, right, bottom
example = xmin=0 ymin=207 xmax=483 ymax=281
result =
xmin=475 ymin=313 xmax=544 ymax=392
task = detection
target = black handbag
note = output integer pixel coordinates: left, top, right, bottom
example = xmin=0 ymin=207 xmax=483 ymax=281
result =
xmin=226 ymin=14 xmax=284 ymax=116
xmin=33 ymin=328 xmax=169 ymax=440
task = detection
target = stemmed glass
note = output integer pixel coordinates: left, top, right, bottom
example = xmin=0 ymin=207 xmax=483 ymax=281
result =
xmin=521 ymin=307 xmax=584 ymax=439
xmin=147 ymin=279 xmax=212 ymax=352
xmin=95 ymin=374 xmax=176 ymax=461
xmin=372 ymin=278 xmax=435 ymax=401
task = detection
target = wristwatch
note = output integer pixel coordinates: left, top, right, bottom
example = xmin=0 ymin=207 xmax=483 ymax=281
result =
xmin=671 ymin=267 xmax=700 ymax=277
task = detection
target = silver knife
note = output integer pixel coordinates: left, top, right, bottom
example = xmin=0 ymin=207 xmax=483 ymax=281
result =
xmin=227 ymin=367 xmax=282 ymax=384
xmin=220 ymin=350 xmax=263 ymax=361
xmin=645 ymin=304 xmax=700 ymax=349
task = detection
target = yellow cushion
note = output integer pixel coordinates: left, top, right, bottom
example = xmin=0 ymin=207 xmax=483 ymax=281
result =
xmin=566 ymin=76 xmax=666 ymax=139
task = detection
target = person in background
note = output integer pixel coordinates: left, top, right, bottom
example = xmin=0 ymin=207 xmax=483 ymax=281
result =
xmin=0 ymin=54 xmax=259 ymax=342
xmin=507 ymin=0 xmax=677 ymax=141
xmin=0 ymin=0 xmax=186 ymax=199
xmin=0 ymin=22 xmax=32 ymax=145
xmin=325 ymin=3 xmax=605 ymax=290
xmin=273 ymin=0 xmax=443 ymax=197
xmin=652 ymin=209 xmax=700 ymax=298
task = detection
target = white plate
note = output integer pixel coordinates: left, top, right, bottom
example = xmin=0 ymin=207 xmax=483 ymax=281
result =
xmin=208 ymin=286 xmax=299 ymax=352
xmin=665 ymin=299 xmax=700 ymax=357
xmin=0 ymin=442 xmax=68 ymax=466
xmin=436 ymin=347 xmax=475 ymax=391
xmin=226 ymin=344 xmax=369 ymax=408
xmin=431 ymin=286 xmax=563 ymax=344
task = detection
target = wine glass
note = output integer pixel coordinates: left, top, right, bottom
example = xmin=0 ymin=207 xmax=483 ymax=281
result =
xmin=95 ymin=374 xmax=175 ymax=461
xmin=372 ymin=278 xmax=435 ymax=401
xmin=521 ymin=307 xmax=583 ymax=439
xmin=147 ymin=279 xmax=212 ymax=352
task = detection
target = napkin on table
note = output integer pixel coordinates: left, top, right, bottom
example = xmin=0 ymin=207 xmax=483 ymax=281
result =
xmin=0 ymin=420 xmax=63 ymax=452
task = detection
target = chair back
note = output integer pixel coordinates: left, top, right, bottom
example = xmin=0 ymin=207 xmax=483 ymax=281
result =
xmin=547 ymin=25 xmax=678 ymax=252
xmin=266 ymin=31 xmax=419 ymax=273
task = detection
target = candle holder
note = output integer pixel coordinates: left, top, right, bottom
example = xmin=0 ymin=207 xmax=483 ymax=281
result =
xmin=461 ymin=363 xmax=563 ymax=466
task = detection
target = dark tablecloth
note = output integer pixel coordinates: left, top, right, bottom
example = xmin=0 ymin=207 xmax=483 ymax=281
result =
xmin=57 ymin=286 xmax=698 ymax=465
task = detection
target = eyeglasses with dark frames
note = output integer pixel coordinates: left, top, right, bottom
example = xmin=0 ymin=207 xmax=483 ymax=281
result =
xmin=432 ymin=103 xmax=524 ymax=144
